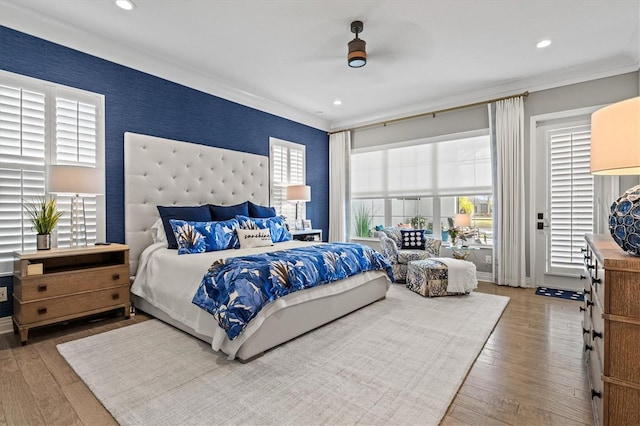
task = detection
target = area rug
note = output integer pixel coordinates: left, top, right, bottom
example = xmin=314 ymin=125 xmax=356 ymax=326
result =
xmin=57 ymin=285 xmax=509 ymax=426
xmin=535 ymin=286 xmax=584 ymax=301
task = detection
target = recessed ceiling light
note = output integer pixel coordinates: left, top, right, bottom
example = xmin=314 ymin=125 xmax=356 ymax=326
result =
xmin=115 ymin=0 xmax=136 ymax=10
xmin=333 ymin=100 xmax=342 ymax=106
xmin=536 ymin=39 xmax=552 ymax=49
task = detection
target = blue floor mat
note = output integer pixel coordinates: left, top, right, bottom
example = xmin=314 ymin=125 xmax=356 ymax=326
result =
xmin=535 ymin=287 xmax=584 ymax=302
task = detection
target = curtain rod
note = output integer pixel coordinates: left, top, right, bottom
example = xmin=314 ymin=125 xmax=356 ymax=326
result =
xmin=327 ymin=91 xmax=529 ymax=135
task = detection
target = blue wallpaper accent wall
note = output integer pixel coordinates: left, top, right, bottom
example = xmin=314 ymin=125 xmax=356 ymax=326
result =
xmin=0 ymin=26 xmax=329 ymax=317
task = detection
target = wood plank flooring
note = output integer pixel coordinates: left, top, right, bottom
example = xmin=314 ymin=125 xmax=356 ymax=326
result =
xmin=0 ymin=282 xmax=593 ymax=425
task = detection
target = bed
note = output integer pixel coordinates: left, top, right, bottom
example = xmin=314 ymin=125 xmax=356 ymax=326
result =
xmin=125 ymin=132 xmax=392 ymax=361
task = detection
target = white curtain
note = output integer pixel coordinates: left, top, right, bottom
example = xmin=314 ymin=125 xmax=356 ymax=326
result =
xmin=489 ymin=97 xmax=527 ymax=287
xmin=329 ymin=131 xmax=351 ymax=242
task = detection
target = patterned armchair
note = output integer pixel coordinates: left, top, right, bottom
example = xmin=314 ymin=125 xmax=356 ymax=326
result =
xmin=378 ymin=227 xmax=441 ymax=282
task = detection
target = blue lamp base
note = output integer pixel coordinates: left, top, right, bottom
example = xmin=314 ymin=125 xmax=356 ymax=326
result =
xmin=609 ymin=184 xmax=640 ymax=256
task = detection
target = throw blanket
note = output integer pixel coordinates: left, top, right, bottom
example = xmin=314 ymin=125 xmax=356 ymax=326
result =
xmin=192 ymin=243 xmax=393 ymax=340
xmin=436 ymin=258 xmax=478 ymax=293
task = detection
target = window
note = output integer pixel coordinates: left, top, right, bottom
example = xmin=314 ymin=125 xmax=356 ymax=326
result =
xmin=548 ymin=125 xmax=593 ymax=272
xmin=269 ymin=137 xmax=305 ymax=223
xmin=351 ymin=133 xmax=493 ymax=244
xmin=0 ymin=71 xmax=105 ymax=274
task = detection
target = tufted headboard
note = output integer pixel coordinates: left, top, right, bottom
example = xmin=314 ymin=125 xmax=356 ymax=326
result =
xmin=124 ymin=132 xmax=270 ymax=275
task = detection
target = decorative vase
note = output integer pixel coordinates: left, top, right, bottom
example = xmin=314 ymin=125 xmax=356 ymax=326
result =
xmin=36 ymin=234 xmax=51 ymax=250
xmin=609 ymin=184 xmax=640 ymax=256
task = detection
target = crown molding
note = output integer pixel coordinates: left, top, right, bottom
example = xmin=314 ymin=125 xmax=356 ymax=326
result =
xmin=0 ymin=2 xmax=331 ymax=131
xmin=331 ymin=61 xmax=639 ymax=131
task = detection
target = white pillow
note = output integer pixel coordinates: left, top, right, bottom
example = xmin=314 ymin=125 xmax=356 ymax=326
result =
xmin=237 ymin=228 xmax=273 ymax=249
xmin=151 ymin=218 xmax=167 ymax=244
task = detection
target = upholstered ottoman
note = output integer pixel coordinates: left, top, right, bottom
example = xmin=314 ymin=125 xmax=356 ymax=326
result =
xmin=406 ymin=258 xmax=477 ymax=297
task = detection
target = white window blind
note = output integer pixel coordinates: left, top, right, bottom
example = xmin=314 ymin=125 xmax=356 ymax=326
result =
xmin=0 ymin=71 xmax=105 ymax=274
xmin=352 ymin=134 xmax=492 ymax=199
xmin=548 ymin=125 xmax=593 ymax=272
xmin=269 ymin=137 xmax=305 ymax=222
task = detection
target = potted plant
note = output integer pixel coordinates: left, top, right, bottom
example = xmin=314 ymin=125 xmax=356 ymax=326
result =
xmin=24 ymin=196 xmax=64 ymax=250
xmin=353 ymin=205 xmax=373 ymax=238
xmin=410 ymin=215 xmax=426 ymax=230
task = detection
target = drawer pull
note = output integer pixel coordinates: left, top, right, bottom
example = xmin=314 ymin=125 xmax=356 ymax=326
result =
xmin=586 ymin=300 xmax=594 ymax=307
xmin=592 ymin=330 xmax=603 ymax=340
xmin=586 ymin=264 xmax=595 ymax=270
xmin=583 ymin=288 xmax=591 ymax=295
xmin=112 ymin=293 xmax=120 ymax=300
xmin=112 ymin=273 xmax=120 ymax=281
xmin=579 ymin=274 xmax=586 ymax=280
xmin=37 ymin=307 xmax=47 ymax=315
xmin=584 ymin=344 xmax=593 ymax=352
xmin=581 ymin=248 xmax=587 ymax=253
xmin=582 ymin=327 xmax=589 ymax=335
xmin=591 ymin=277 xmax=601 ymax=285
xmin=579 ymin=306 xmax=585 ymax=312
xmin=591 ymin=389 xmax=602 ymax=399
xmin=37 ymin=284 xmax=47 ymax=292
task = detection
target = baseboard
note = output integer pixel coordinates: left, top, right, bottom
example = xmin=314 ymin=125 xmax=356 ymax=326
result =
xmin=0 ymin=316 xmax=13 ymax=335
xmin=477 ymin=271 xmax=493 ymax=282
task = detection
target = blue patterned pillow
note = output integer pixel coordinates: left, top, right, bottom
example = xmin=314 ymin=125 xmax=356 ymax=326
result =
xmin=157 ymin=205 xmax=212 ymax=249
xmin=236 ymin=215 xmax=291 ymax=243
xmin=169 ymin=218 xmax=239 ymax=254
xmin=400 ymin=229 xmax=426 ymax=250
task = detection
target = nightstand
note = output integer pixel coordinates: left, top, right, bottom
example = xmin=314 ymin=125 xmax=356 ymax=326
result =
xmin=290 ymin=229 xmax=323 ymax=242
xmin=12 ymin=244 xmax=131 ymax=345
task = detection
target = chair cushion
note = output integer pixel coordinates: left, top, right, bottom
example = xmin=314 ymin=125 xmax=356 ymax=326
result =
xmin=398 ymin=250 xmax=433 ymax=264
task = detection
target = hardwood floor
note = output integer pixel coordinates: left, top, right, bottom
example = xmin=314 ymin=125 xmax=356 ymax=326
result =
xmin=0 ymin=282 xmax=593 ymax=426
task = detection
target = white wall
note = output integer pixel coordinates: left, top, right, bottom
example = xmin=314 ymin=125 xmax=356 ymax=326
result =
xmin=352 ymin=70 xmax=640 ymax=279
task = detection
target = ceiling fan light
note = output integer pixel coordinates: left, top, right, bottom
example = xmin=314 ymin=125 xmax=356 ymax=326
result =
xmin=348 ymin=37 xmax=367 ymax=68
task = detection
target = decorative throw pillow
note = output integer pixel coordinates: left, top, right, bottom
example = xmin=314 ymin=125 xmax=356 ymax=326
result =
xmin=236 ymin=228 xmax=273 ymax=249
xmin=248 ymin=201 xmax=277 ymax=218
xmin=400 ymin=229 xmax=426 ymax=250
xmin=157 ymin=205 xmax=212 ymax=249
xmin=169 ymin=218 xmax=239 ymax=254
xmin=236 ymin=215 xmax=292 ymax=243
xmin=209 ymin=201 xmax=249 ymax=221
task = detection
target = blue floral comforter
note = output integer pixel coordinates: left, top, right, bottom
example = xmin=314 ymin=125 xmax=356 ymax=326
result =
xmin=192 ymin=242 xmax=393 ymax=340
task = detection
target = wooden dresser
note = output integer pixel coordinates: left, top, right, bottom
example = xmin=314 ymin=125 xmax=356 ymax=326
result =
xmin=12 ymin=244 xmax=131 ymax=345
xmin=582 ymin=234 xmax=640 ymax=426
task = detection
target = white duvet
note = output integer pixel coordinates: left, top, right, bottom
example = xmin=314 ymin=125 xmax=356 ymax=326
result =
xmin=131 ymin=241 xmax=389 ymax=358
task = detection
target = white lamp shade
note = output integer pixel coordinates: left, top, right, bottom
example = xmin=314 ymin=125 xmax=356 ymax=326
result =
xmin=591 ymin=96 xmax=640 ymax=175
xmin=49 ymin=165 xmax=102 ymax=195
xmin=286 ymin=185 xmax=311 ymax=202
xmin=454 ymin=213 xmax=471 ymax=227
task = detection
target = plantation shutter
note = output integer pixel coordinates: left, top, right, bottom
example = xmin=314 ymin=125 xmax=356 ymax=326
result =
xmin=548 ymin=125 xmax=593 ymax=272
xmin=0 ymin=84 xmax=46 ymax=273
xmin=54 ymin=96 xmax=99 ymax=246
xmin=269 ymin=137 xmax=305 ymax=222
xmin=0 ymin=71 xmax=105 ymax=275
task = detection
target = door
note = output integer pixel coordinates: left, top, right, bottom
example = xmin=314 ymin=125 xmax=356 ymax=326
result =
xmin=532 ymin=115 xmax=594 ymax=291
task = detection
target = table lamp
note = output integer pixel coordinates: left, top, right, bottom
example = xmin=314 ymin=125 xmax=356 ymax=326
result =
xmin=590 ymin=96 xmax=640 ymax=255
xmin=49 ymin=165 xmax=102 ymax=247
xmin=286 ymin=184 xmax=311 ymax=230
xmin=454 ymin=213 xmax=471 ymax=228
